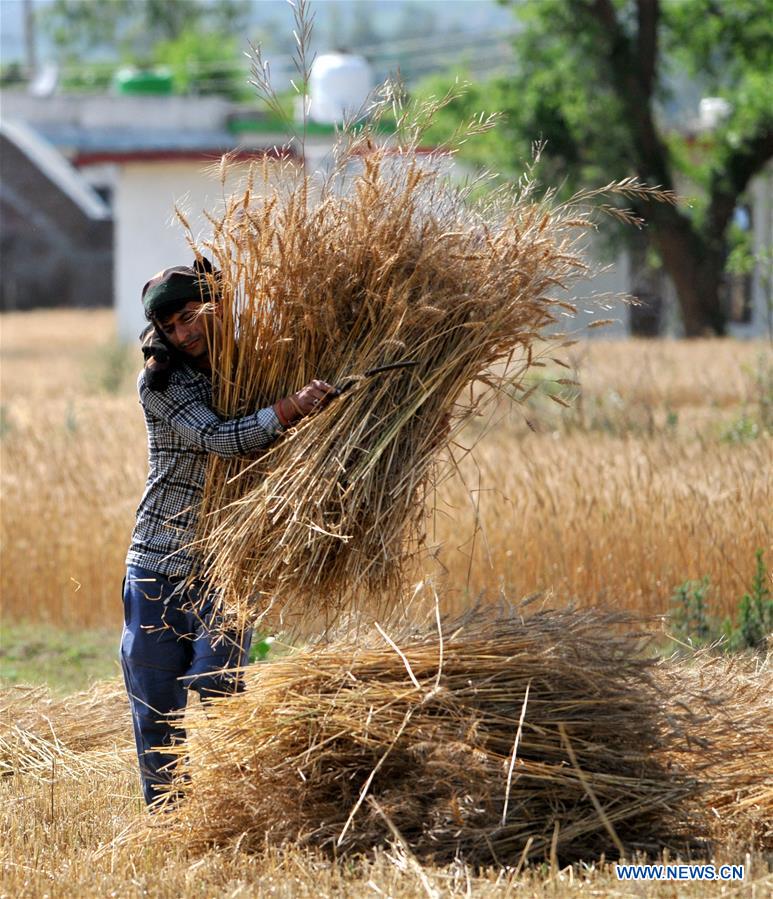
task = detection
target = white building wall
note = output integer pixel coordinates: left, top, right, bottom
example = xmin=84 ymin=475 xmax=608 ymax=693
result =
xmin=729 ymin=163 xmax=773 ymax=340
xmin=540 ymin=246 xmax=631 ymax=339
xmin=114 ymin=159 xmax=290 ymax=340
xmin=562 ymin=250 xmax=631 ymax=338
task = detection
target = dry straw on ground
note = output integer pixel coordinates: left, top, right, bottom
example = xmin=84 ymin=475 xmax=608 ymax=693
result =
xmin=658 ymin=651 xmax=773 ymax=852
xmin=138 ymin=604 xmax=770 ymax=866
xmin=1 ymin=611 xmax=769 ymax=877
xmin=0 ymin=680 xmax=132 ymax=780
xmin=185 ymin=90 xmax=672 ymax=629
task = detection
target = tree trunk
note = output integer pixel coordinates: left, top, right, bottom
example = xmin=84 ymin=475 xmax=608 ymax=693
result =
xmin=628 ymin=230 xmax=663 ymax=336
xmin=577 ymin=1 xmax=735 ymax=336
xmin=648 ymin=205 xmax=727 ymax=336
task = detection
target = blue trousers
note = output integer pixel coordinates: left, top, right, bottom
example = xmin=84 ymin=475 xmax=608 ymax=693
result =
xmin=120 ymin=564 xmax=251 ymax=806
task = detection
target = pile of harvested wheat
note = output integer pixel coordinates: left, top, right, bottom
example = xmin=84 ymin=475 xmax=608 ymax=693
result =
xmin=657 ymin=651 xmax=773 ymax=851
xmin=185 ymin=91 xmax=668 ymax=628
xmin=0 ymin=680 xmax=132 ymax=780
xmin=3 ymin=615 xmax=767 ymax=863
xmin=141 ymin=605 xmax=769 ymax=865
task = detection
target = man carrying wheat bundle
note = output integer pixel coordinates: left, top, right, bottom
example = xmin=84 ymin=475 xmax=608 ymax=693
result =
xmin=121 ymin=258 xmax=335 ymax=807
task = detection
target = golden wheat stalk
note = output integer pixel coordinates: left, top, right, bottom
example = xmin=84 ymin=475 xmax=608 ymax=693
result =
xmin=176 ymin=85 xmax=672 ymax=630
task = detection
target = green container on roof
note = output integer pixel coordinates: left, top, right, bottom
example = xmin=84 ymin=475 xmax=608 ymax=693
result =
xmin=114 ymin=67 xmax=173 ymax=96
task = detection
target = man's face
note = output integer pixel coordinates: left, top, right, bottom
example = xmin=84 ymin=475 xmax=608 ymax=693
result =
xmin=156 ymin=300 xmax=214 ymax=361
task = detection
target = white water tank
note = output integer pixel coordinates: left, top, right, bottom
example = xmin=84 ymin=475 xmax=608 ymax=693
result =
xmin=309 ymin=53 xmax=373 ymax=124
xmin=699 ymin=97 xmax=732 ymax=131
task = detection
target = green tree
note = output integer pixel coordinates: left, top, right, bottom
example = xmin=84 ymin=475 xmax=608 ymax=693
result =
xmin=153 ymin=28 xmax=243 ymax=98
xmin=418 ymin=0 xmax=773 ymax=336
xmin=43 ymin=0 xmax=250 ymax=62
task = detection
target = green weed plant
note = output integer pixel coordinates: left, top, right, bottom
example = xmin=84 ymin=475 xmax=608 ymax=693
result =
xmin=669 ymin=549 xmax=772 ymax=652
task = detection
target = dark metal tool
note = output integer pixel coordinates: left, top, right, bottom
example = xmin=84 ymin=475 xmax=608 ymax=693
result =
xmin=334 ymin=360 xmax=418 ymax=396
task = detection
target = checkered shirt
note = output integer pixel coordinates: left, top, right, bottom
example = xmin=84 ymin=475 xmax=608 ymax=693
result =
xmin=125 ymin=362 xmax=284 ymax=578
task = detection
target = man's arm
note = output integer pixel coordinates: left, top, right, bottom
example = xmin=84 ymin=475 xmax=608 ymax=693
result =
xmin=138 ymin=371 xmax=284 ymax=458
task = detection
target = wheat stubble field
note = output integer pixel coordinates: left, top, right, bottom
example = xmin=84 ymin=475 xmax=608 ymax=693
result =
xmin=1 ymin=309 xmax=772 ymax=896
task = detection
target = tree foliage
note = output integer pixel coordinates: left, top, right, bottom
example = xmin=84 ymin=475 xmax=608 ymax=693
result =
xmin=43 ymin=0 xmax=250 ymax=62
xmin=417 ymin=0 xmax=773 ymax=335
xmin=152 ymin=29 xmax=243 ymax=98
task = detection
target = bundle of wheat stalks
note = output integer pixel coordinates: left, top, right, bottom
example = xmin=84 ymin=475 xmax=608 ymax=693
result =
xmin=657 ymin=652 xmax=773 ymax=852
xmin=0 ymin=680 xmax=132 ymax=780
xmin=187 ymin=94 xmax=666 ymax=627
xmin=144 ymin=605 xmax=764 ymax=864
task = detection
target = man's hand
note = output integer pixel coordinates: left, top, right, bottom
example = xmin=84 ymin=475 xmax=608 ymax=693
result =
xmin=140 ymin=324 xmax=173 ymax=391
xmin=274 ymin=380 xmax=336 ymax=427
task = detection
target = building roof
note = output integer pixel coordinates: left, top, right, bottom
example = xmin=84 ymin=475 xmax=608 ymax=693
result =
xmin=33 ymin=123 xmax=296 ymax=166
xmin=1 ymin=118 xmax=111 ymax=220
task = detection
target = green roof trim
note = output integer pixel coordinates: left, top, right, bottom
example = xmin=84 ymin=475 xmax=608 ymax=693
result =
xmin=227 ymin=117 xmax=396 ymax=137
